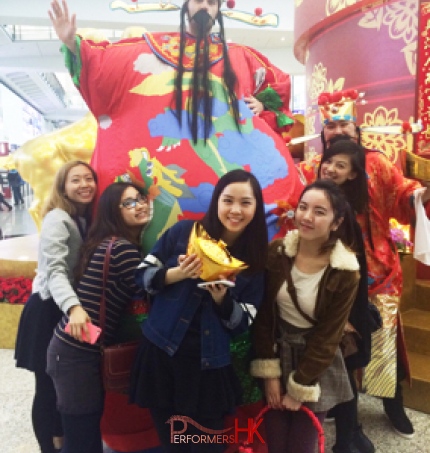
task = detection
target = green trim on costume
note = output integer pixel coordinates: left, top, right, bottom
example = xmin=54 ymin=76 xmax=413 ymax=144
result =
xmin=256 ymin=86 xmax=294 ymax=128
xmin=61 ymin=36 xmax=82 ymax=87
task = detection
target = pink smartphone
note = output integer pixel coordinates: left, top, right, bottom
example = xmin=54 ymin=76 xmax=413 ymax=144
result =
xmin=65 ymin=322 xmax=102 ymax=344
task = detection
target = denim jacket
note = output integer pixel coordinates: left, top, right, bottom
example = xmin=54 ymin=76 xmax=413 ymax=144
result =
xmin=135 ymin=220 xmax=264 ymax=370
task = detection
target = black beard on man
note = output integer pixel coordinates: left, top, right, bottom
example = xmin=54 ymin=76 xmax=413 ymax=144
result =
xmin=174 ymin=4 xmax=240 ymax=143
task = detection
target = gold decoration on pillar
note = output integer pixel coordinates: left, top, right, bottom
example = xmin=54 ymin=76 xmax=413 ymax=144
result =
xmin=360 ymin=108 xmax=411 ymax=162
xmin=326 ymin=0 xmax=357 ymax=16
xmin=309 ymin=62 xmax=345 ymax=101
xmin=358 ymin=2 xmax=418 ymax=76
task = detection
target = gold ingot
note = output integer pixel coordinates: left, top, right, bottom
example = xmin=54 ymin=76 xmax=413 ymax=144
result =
xmin=187 ymin=222 xmax=248 ymax=281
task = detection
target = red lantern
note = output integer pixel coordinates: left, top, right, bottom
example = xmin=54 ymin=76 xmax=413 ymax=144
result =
xmin=226 ymin=0 xmax=235 ymax=8
xmin=254 ymin=7 xmax=263 ymax=16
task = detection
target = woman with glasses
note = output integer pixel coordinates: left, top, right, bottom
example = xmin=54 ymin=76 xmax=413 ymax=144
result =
xmin=46 ymin=182 xmax=151 ymax=453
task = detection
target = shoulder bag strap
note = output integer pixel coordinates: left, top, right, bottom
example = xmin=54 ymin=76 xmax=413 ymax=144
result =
xmin=98 ymin=236 xmax=117 ymax=345
xmin=280 ymin=247 xmax=317 ymax=326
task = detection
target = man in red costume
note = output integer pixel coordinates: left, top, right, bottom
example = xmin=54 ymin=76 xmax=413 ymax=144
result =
xmin=298 ymin=90 xmax=430 ymax=452
xmin=49 ymin=1 xmax=302 ymax=451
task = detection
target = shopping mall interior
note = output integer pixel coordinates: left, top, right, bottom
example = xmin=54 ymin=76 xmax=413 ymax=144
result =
xmin=1 ymin=1 xmax=430 ymax=452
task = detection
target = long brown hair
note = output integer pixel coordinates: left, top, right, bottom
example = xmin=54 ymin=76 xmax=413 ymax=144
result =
xmin=75 ymin=182 xmax=146 ymax=281
xmin=42 ymin=160 xmax=97 ymax=218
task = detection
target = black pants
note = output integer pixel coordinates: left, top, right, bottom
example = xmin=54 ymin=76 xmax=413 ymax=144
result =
xmin=60 ymin=410 xmax=103 ymax=453
xmin=33 ymin=370 xmax=63 ymax=453
xmin=331 ymin=369 xmax=358 ymax=449
xmin=332 ymin=359 xmax=406 ymax=449
xmin=150 ymin=407 xmax=226 ymax=453
xmin=12 ymin=185 xmax=24 ymax=204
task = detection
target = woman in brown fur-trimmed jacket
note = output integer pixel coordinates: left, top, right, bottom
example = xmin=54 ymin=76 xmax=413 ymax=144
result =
xmin=251 ymin=180 xmax=360 ymax=453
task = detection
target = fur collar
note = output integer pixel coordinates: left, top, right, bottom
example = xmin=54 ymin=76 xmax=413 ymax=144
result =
xmin=282 ymin=230 xmax=359 ymax=272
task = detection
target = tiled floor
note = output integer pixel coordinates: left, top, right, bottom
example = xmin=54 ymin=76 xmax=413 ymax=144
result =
xmin=0 ymin=194 xmax=37 ymax=238
xmin=1 ymin=348 xmax=429 ymax=453
xmin=1 ymin=197 xmax=430 ymax=452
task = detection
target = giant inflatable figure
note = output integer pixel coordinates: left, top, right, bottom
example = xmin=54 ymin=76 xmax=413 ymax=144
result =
xmin=47 ymin=1 xmax=305 ymax=451
xmin=49 ymin=0 xmax=303 ymax=255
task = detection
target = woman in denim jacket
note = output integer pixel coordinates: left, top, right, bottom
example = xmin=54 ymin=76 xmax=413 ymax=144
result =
xmin=130 ymin=169 xmax=268 ymax=452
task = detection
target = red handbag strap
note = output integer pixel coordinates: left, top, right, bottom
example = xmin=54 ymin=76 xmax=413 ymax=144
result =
xmin=99 ymin=236 xmax=117 ymax=346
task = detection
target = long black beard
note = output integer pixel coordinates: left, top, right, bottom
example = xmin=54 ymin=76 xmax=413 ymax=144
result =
xmin=188 ymin=9 xmax=213 ymax=144
xmin=174 ymin=6 xmax=240 ymax=144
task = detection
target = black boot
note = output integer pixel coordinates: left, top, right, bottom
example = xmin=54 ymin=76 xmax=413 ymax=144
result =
xmin=351 ymin=425 xmax=374 ymax=453
xmin=332 ymin=444 xmax=360 ymax=453
xmin=383 ymin=383 xmax=414 ymax=438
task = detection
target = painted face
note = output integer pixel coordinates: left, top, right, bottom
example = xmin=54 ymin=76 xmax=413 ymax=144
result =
xmin=323 ymin=120 xmax=357 ymax=144
xmin=187 ymin=0 xmax=219 ymax=35
xmin=320 ymin=153 xmax=357 ymax=186
xmin=217 ymin=181 xmax=257 ymax=245
xmin=295 ymin=189 xmax=340 ymax=244
xmin=119 ymin=187 xmax=150 ymax=229
xmin=64 ymin=164 xmax=96 ymax=206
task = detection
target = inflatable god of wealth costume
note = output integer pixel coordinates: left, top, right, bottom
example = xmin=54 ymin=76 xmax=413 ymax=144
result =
xmin=62 ymin=26 xmax=303 ymax=253
xmin=58 ymin=14 xmax=303 ymax=452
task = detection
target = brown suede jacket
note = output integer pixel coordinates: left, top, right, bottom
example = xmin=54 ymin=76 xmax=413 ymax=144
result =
xmin=250 ymin=230 xmax=360 ymax=403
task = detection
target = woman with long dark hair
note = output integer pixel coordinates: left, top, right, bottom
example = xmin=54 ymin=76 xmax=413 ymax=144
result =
xmin=130 ymin=169 xmax=268 ymax=452
xmin=46 ymin=182 xmax=151 ymax=453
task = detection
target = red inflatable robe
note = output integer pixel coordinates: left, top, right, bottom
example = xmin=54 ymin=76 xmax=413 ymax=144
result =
xmin=64 ymin=32 xmax=304 ymax=452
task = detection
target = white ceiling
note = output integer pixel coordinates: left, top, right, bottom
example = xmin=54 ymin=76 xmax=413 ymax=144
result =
xmin=0 ymin=3 xmax=295 ymax=124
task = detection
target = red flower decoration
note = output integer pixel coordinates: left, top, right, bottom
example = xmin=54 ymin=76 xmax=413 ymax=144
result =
xmin=318 ymin=89 xmax=359 ymax=106
xmin=330 ymin=91 xmax=343 ymax=103
xmin=347 ymin=89 xmax=359 ymax=100
xmin=0 ymin=276 xmax=32 ymax=304
xmin=402 ymin=121 xmax=412 ymax=133
xmin=226 ymin=0 xmax=235 ymax=8
xmin=317 ymin=93 xmax=330 ymax=105
xmin=254 ymin=7 xmax=263 ymax=16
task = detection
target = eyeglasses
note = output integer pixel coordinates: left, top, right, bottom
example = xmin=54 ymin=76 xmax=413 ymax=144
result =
xmin=119 ymin=194 xmax=148 ymax=210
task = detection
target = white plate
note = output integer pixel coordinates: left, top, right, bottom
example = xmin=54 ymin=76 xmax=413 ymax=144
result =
xmin=197 ymin=279 xmax=235 ymax=288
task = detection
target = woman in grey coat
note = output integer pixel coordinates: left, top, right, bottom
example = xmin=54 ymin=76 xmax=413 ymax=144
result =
xmin=15 ymin=160 xmax=97 ymax=453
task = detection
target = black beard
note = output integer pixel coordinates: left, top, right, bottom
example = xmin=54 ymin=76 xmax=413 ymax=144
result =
xmin=191 ymin=9 xmax=214 ymax=37
xmin=175 ymin=3 xmax=240 ymax=143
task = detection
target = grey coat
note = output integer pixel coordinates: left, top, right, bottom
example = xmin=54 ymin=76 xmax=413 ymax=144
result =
xmin=32 ymin=208 xmax=84 ymax=314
